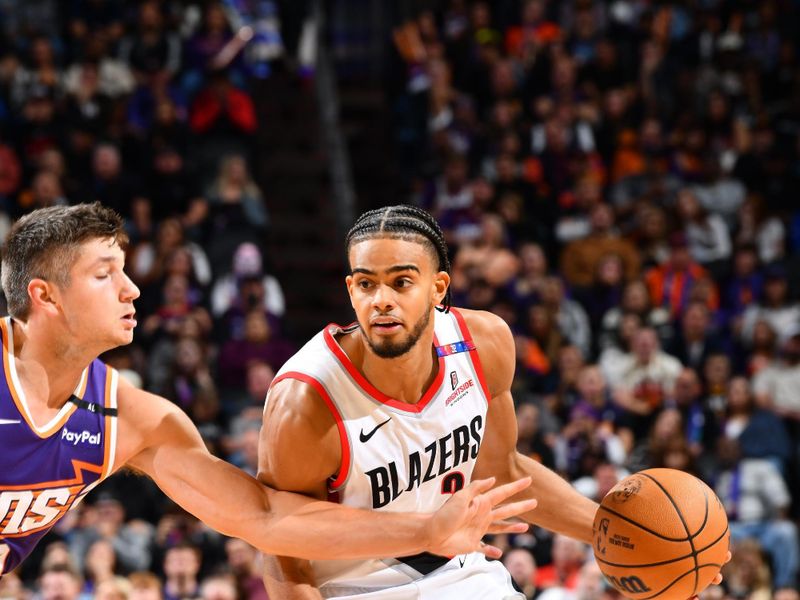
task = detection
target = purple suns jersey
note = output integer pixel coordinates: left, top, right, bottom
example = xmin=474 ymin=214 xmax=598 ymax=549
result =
xmin=0 ymin=317 xmax=119 ymax=576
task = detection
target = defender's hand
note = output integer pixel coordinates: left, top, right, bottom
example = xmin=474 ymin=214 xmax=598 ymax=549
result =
xmin=427 ymin=477 xmax=537 ymax=559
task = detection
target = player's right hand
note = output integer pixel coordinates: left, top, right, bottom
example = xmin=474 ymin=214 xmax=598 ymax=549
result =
xmin=427 ymin=477 xmax=537 ymax=559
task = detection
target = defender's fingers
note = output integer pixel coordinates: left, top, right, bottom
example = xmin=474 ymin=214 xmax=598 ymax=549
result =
xmin=477 ymin=542 xmax=503 ymax=560
xmin=487 ymin=520 xmax=530 ymax=534
xmin=484 ymin=477 xmax=532 ymax=505
xmin=463 ymin=477 xmax=497 ymax=499
xmin=490 ymin=498 xmax=537 ymax=521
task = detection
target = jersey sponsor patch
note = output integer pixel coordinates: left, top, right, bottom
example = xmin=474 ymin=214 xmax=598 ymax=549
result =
xmin=61 ymin=427 xmax=101 ymax=446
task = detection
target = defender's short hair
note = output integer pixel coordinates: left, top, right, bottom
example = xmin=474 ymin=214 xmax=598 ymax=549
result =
xmin=1 ymin=202 xmax=128 ymax=320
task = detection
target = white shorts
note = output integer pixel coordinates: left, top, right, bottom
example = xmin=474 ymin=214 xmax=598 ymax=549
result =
xmin=321 ymin=553 xmax=525 ymax=600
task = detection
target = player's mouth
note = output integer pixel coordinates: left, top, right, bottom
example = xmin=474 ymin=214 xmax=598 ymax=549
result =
xmin=370 ymin=318 xmax=402 ymax=334
xmin=121 ymin=311 xmax=137 ymax=328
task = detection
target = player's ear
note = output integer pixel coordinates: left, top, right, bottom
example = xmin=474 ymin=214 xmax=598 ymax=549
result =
xmin=433 ymin=271 xmax=450 ymax=304
xmin=28 ymin=278 xmax=60 ymax=316
xmin=345 ymin=275 xmax=356 ymax=306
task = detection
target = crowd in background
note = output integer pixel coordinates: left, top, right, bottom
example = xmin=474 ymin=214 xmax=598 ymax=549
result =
xmin=1 ymin=0 xmax=800 ymax=599
xmin=388 ymin=0 xmax=800 ymax=598
xmin=0 ymin=1 xmax=298 ymax=598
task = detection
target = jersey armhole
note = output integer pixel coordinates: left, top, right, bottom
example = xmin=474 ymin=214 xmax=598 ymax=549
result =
xmin=271 ymin=372 xmax=352 ymax=491
xmin=449 ymin=308 xmax=492 ymax=405
xmin=101 ymin=367 xmax=119 ymax=480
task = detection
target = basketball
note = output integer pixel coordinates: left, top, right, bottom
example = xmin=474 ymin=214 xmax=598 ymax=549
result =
xmin=593 ymin=468 xmax=730 ymax=600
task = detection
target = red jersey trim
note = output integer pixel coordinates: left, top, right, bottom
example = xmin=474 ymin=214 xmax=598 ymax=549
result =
xmin=271 ymin=372 xmax=351 ymax=490
xmin=449 ymin=308 xmax=492 ymax=404
xmin=322 ymin=323 xmax=446 ymax=414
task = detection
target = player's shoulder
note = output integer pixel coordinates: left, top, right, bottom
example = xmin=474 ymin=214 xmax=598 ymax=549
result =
xmin=452 ymin=307 xmax=513 ymax=349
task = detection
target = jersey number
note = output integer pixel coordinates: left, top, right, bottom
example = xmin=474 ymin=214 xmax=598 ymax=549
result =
xmin=441 ymin=472 xmax=465 ymax=495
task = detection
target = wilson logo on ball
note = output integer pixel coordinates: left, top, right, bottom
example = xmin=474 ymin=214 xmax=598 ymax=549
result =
xmin=607 ymin=575 xmax=652 ymax=594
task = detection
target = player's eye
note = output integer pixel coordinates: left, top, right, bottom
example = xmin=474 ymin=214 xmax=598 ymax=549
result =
xmin=395 ymin=278 xmax=412 ymax=288
xmin=358 ymin=280 xmax=373 ymax=290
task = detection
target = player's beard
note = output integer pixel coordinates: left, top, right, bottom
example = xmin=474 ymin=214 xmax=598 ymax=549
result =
xmin=363 ymin=303 xmax=433 ymax=359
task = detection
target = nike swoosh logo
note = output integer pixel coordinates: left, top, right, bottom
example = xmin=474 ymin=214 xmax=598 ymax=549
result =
xmin=0 ymin=419 xmax=21 ymax=425
xmin=359 ymin=418 xmax=391 ymax=443
xmin=458 ymin=556 xmax=465 ymax=568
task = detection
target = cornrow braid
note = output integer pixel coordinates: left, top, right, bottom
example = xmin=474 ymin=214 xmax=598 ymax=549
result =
xmin=345 ymin=205 xmax=452 ymax=312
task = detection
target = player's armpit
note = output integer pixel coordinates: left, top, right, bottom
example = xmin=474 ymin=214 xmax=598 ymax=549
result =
xmin=473 ymin=387 xmax=598 ymax=545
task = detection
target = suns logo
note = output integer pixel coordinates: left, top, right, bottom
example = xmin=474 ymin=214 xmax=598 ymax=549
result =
xmin=0 ymin=460 xmax=101 ymax=536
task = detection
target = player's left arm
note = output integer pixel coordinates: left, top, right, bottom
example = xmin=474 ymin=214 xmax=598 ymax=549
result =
xmin=466 ymin=308 xmax=598 ymax=544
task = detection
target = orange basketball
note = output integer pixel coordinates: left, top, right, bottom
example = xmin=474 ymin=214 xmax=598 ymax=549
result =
xmin=592 ymin=468 xmax=730 ymax=600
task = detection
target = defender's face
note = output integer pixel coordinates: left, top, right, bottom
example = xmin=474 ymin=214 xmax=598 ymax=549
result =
xmin=57 ymin=238 xmax=140 ymax=349
xmin=346 ymin=238 xmax=449 ymax=359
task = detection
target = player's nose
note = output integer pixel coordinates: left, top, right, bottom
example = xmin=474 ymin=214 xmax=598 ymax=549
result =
xmin=120 ymin=272 xmax=140 ymax=301
xmin=371 ymin=283 xmax=396 ymax=311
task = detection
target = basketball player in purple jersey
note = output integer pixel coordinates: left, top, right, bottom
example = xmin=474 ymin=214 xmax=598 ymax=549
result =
xmin=0 ymin=203 xmax=538 ymax=578
xmin=261 ymin=206 xmax=728 ymax=599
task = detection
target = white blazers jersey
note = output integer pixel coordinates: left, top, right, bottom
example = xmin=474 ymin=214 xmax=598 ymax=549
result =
xmin=270 ymin=309 xmax=523 ymax=599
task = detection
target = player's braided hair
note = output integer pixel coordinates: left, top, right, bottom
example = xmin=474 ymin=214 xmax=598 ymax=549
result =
xmin=345 ymin=205 xmax=452 ymax=312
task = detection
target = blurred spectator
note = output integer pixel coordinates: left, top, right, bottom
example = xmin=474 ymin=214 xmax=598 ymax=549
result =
xmin=540 ymin=276 xmax=591 ymax=359
xmin=715 ymin=437 xmax=799 ymax=589
xmin=199 ymin=573 xmax=237 ymax=600
xmin=724 ymin=376 xmax=792 ymax=470
xmin=129 ymin=572 xmax=163 ymax=600
xmin=10 ymin=36 xmax=62 ymax=109
xmin=69 ymin=493 xmax=154 ymax=573
xmin=503 ymin=548 xmax=537 ymax=599
xmin=162 ymin=543 xmax=201 ymax=600
xmin=739 ymin=264 xmax=800 ymax=346
xmin=546 ymin=344 xmax=585 ymax=426
xmin=665 ymin=368 xmax=719 ymax=461
xmin=753 ymin=327 xmax=800 ymax=421
xmin=129 ymin=218 xmax=212 ymax=308
xmin=599 ymin=280 xmax=672 ymax=353
xmin=675 ymin=187 xmax=732 ymax=279
xmin=118 ymin=2 xmax=181 ymax=83
xmin=626 ymin=408 xmax=686 ymax=472
xmin=189 ymin=70 xmax=256 ymax=155
xmin=721 ymin=539 xmax=773 ymax=600
xmin=515 ymin=401 xmax=556 ymax=470
xmin=607 ymin=328 xmax=682 ymax=428
xmin=38 ymin=564 xmax=85 ymax=600
xmin=217 ymin=309 xmax=293 ymax=390
xmin=95 ymin=577 xmax=132 ymax=600
xmin=80 ymin=143 xmax=141 ymax=216
xmin=560 ymin=203 xmax=640 ymax=289
xmin=224 ymin=538 xmax=268 ymax=600
xmin=572 ymin=461 xmax=626 ymax=503
xmin=573 ymin=252 xmax=625 ymax=337
xmin=666 ymin=301 xmax=726 ymax=373
xmin=645 ymin=232 xmax=719 ymax=319
xmin=204 ymin=155 xmax=269 ymax=250
xmin=735 ymin=194 xmax=786 ymax=265
xmin=534 ymin=534 xmax=586 ymax=592
xmin=210 ymin=241 xmax=285 ymax=321
xmin=182 ymin=3 xmax=246 ymax=97
xmin=724 ymin=244 xmax=764 ymax=329
xmin=81 ymin=539 xmax=118 ymax=596
xmin=507 ymin=241 xmax=548 ymax=311
xmin=63 ymin=35 xmax=134 ymax=99
xmin=17 ymin=170 xmax=67 ymax=213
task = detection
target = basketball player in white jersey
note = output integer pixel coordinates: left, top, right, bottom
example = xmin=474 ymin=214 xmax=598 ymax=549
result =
xmin=260 ymin=206 xmax=727 ymax=599
xmin=0 ymin=203 xmax=539 ymax=578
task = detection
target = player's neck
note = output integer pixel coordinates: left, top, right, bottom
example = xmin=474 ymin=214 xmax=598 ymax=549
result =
xmin=11 ymin=319 xmax=96 ymax=409
xmin=360 ymin=330 xmax=439 ymax=405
